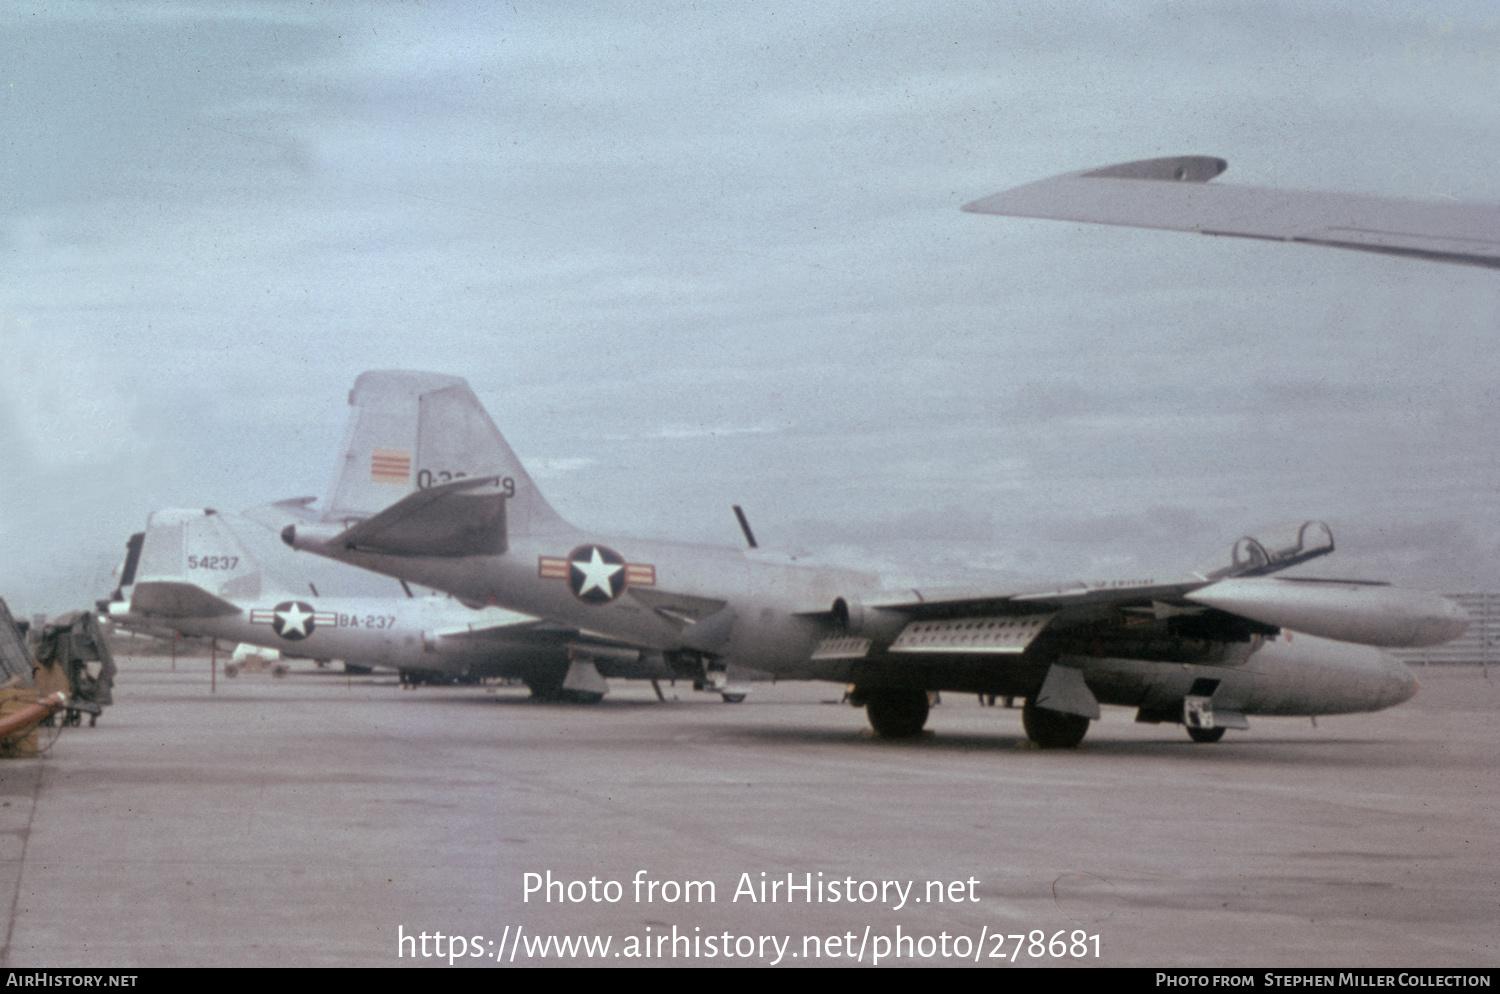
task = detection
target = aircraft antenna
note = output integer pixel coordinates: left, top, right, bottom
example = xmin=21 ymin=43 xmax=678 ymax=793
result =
xmin=732 ymin=505 xmax=758 ymax=549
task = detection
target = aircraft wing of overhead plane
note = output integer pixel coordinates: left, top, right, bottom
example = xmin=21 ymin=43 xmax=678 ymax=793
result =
xmin=962 ymin=155 xmax=1500 ymax=269
xmin=278 ymin=370 xmax=1468 ymax=747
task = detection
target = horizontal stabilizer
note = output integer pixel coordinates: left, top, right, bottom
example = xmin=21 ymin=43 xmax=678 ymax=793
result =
xmin=329 ymin=476 xmax=507 ymax=557
xmin=130 ymin=581 xmax=243 ymax=619
xmin=101 ymin=614 xmax=186 ymax=642
xmin=964 ymin=156 xmax=1500 ymax=269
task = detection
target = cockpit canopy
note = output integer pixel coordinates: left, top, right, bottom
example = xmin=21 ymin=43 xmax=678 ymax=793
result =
xmin=1192 ymin=520 xmax=1335 ymax=581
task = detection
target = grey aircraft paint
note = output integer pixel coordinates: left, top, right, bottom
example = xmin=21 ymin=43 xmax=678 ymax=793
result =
xmin=277 ymin=371 xmax=1465 ymax=747
xmin=105 ymin=506 xmax=692 ymax=699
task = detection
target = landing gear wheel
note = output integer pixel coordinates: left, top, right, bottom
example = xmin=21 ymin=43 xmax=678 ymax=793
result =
xmin=864 ymin=688 xmax=930 ymax=738
xmin=525 ymin=672 xmax=603 ymax=703
xmin=524 ymin=673 xmax=566 ymax=702
xmin=1186 ymin=726 xmax=1226 ymax=743
xmin=720 ymin=693 xmax=746 ymax=704
xmin=1022 ymin=701 xmax=1089 ymax=748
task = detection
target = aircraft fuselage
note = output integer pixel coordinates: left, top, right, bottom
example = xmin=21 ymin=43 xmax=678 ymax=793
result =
xmin=313 ymin=531 xmax=1418 ymax=718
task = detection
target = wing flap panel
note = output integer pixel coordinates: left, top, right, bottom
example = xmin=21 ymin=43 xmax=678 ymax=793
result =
xmin=811 ymin=636 xmax=872 ymax=660
xmin=888 ymin=613 xmax=1054 ymax=654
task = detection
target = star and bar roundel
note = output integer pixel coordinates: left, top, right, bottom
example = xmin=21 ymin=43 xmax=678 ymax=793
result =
xmin=250 ymin=601 xmax=338 ymax=641
xmin=539 ymin=546 xmax=655 ymax=604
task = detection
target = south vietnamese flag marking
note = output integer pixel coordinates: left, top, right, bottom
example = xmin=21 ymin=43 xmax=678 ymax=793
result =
xmin=370 ymin=448 xmax=412 ymax=484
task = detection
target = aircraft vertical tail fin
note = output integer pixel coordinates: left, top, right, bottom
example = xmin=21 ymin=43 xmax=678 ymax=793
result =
xmin=320 ymin=371 xmax=572 ymax=539
xmin=126 ymin=509 xmax=266 ymax=617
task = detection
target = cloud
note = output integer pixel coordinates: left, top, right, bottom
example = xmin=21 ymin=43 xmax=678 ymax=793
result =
xmin=653 ymin=422 xmax=784 ymax=440
xmin=0 ymin=314 xmax=145 ymax=469
xmin=524 ymin=456 xmax=598 ymax=479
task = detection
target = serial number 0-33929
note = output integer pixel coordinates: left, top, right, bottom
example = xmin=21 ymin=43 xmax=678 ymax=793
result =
xmin=415 ymin=470 xmax=515 ymax=497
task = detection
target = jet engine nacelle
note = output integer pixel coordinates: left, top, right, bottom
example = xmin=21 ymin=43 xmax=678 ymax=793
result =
xmin=831 ymin=597 xmax=864 ymax=636
xmin=828 ymin=597 xmax=908 ymax=643
xmin=1185 ymin=577 xmax=1468 ymax=648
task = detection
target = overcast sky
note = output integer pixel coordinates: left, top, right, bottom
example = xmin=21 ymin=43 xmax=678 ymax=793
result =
xmin=2 ymin=1 xmax=1497 ymax=616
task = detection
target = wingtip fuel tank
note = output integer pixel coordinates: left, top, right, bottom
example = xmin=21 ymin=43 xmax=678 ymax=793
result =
xmin=1185 ymin=578 xmax=1468 ymax=648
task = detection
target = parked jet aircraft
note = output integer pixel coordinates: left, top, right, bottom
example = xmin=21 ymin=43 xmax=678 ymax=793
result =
xmin=275 ymin=371 xmax=1467 ymax=747
xmin=962 ymin=155 xmax=1500 ymax=269
xmin=103 ymin=506 xmax=711 ymax=701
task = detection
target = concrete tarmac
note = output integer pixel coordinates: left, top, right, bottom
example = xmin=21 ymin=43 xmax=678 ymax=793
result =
xmin=0 ymin=656 xmax=1495 ymax=968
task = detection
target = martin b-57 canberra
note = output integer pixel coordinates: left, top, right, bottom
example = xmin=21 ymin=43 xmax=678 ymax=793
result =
xmin=277 ymin=371 xmax=1466 ymax=747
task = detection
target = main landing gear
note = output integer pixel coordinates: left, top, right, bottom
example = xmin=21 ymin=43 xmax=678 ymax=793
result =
xmin=1021 ymin=700 xmax=1090 ymax=749
xmin=1186 ymin=726 xmax=1226 ymax=743
xmin=852 ymin=686 xmax=1095 ymax=748
xmin=859 ymin=687 xmax=930 ymax=738
xmin=524 ymin=673 xmax=604 ymax=705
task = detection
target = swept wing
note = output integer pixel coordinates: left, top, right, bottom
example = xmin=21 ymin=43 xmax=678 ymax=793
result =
xmin=845 ymin=519 xmax=1458 ymax=651
xmin=962 ymin=155 xmax=1500 ymax=269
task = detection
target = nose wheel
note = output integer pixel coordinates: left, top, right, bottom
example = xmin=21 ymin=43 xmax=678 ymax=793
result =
xmin=1186 ymin=726 xmax=1226 ymax=743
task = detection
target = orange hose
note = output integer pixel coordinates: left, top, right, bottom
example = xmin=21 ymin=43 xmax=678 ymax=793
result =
xmin=0 ymin=692 xmax=68 ymax=738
